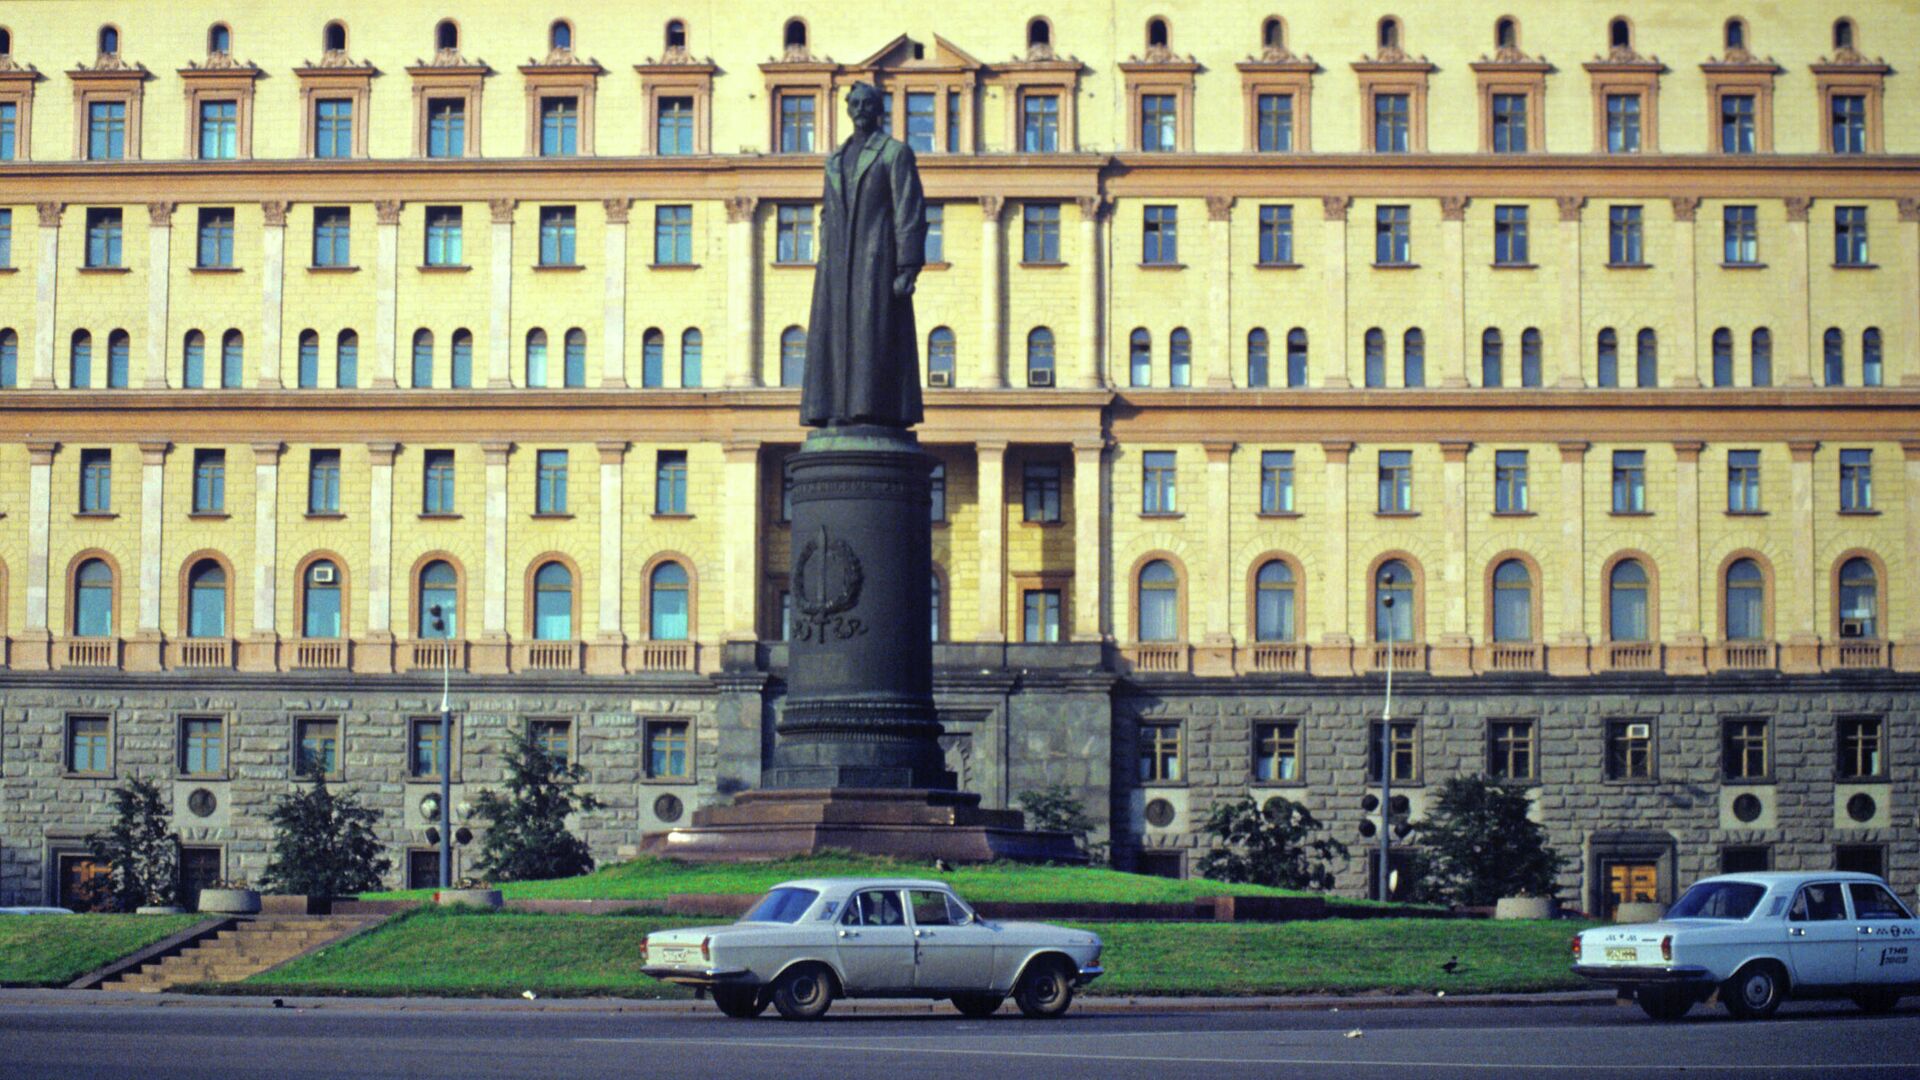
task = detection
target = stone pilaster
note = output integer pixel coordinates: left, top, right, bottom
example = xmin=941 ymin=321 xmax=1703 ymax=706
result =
xmin=1074 ymin=197 xmax=1106 ymax=388
xmin=1669 ymin=197 xmax=1701 ymax=387
xmin=587 ymin=440 xmax=627 ymax=674
xmin=1781 ymin=440 xmax=1820 ymax=672
xmin=1433 ymin=440 xmax=1472 ymax=674
xmin=259 ymin=201 xmax=289 ymax=388
xmin=1668 ymin=441 xmax=1707 ymax=674
xmin=1312 ymin=440 xmax=1354 ymax=674
xmin=975 ymin=440 xmax=1007 ymax=640
xmin=16 ymin=441 xmax=58 ymax=668
xmin=721 ymin=441 xmax=762 ymax=644
xmin=1319 ymin=197 xmax=1350 ymax=388
xmin=143 ymin=203 xmax=173 ymax=388
xmin=31 ymin=203 xmax=61 ymax=388
xmin=475 ymin=440 xmax=514 ymax=673
xmin=1439 ymin=197 xmax=1468 ymax=388
xmin=357 ymin=441 xmax=398 ymax=672
xmin=242 ymin=442 xmax=283 ymax=672
xmin=1782 ymin=197 xmax=1814 ymax=387
xmin=724 ymin=196 xmax=760 ymax=387
xmin=372 ymin=200 xmax=402 ymax=388
xmin=979 ymin=196 xmax=1006 ymax=387
xmin=488 ymin=199 xmax=516 ymax=388
xmin=601 ymin=199 xmax=630 ymax=388
xmin=1550 ymin=441 xmax=1591 ymax=674
xmin=1204 ymin=197 xmax=1234 ymax=387
xmin=1071 ymin=440 xmax=1105 ymax=643
xmin=1555 ymin=197 xmax=1584 ymax=387
xmin=1900 ymin=199 xmax=1920 ymax=387
xmin=1900 ymin=440 xmax=1920 ymax=670
xmin=126 ymin=440 xmax=170 ymax=671
xmin=1194 ymin=441 xmax=1235 ymax=674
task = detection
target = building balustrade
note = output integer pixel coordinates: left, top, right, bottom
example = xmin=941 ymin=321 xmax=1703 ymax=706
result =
xmin=56 ymin=638 xmax=119 ymax=669
xmin=1480 ymin=642 xmax=1545 ymax=673
xmin=1123 ymin=643 xmax=1190 ymax=674
xmin=1367 ymin=643 xmax=1426 ymax=674
xmin=1244 ymin=642 xmax=1306 ymax=674
xmin=1714 ymin=641 xmax=1777 ymax=672
xmin=1827 ymin=639 xmax=1891 ymax=671
xmin=519 ymin=640 xmax=580 ymax=673
xmin=287 ymin=639 xmax=349 ymax=670
xmin=169 ymin=638 xmax=233 ymax=669
xmin=630 ymin=641 xmax=696 ymax=672
xmin=1604 ymin=642 xmax=1662 ymax=672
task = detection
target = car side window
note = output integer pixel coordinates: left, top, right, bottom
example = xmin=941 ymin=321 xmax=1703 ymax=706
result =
xmin=1791 ymin=883 xmax=1848 ymax=922
xmin=1849 ymin=883 xmax=1913 ymax=921
xmin=944 ymin=894 xmax=974 ymax=926
xmin=848 ymin=889 xmax=904 ymax=927
xmin=908 ymin=890 xmax=952 ymax=927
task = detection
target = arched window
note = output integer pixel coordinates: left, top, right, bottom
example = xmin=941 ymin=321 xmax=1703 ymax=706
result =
xmin=1169 ymin=328 xmax=1191 ymax=387
xmin=73 ymin=558 xmax=114 ymax=637
xmin=930 ymin=569 xmax=943 ymax=642
xmin=780 ymin=326 xmax=806 ymax=386
xmin=1147 ymin=17 xmax=1170 ymax=49
xmin=435 ymin=20 xmax=458 ymax=52
xmin=0 ymin=29 xmax=10 ymax=58
xmin=184 ymin=330 xmax=206 ymax=389
xmin=550 ymin=19 xmax=574 ymax=52
xmin=1833 ymin=18 xmax=1855 ymax=51
xmin=525 ymin=328 xmax=548 ymax=387
xmin=1520 ymin=328 xmax=1542 ymax=387
xmin=1608 ymin=559 xmax=1649 ymax=642
xmin=98 ymin=25 xmax=120 ymax=56
xmin=218 ymin=330 xmax=242 ymax=388
xmin=1751 ymin=329 xmax=1772 ymax=387
xmin=1374 ymin=560 xmax=1414 ymax=642
xmin=1711 ymin=328 xmax=1733 ymax=387
xmin=1262 ymin=17 xmax=1284 ymax=50
xmin=783 ymin=19 xmax=807 ymax=50
xmin=1823 ymin=327 xmax=1844 ymax=386
xmin=532 ymin=561 xmax=572 ymax=640
xmin=649 ymin=561 xmax=690 ymax=640
xmin=1839 ymin=557 xmax=1878 ymax=637
xmin=927 ymin=326 xmax=956 ymax=385
xmin=1029 ymin=18 xmax=1053 ymax=48
xmin=681 ymin=329 xmax=703 ymax=388
xmin=69 ymin=330 xmax=91 ymax=388
xmin=296 ymin=329 xmax=318 ymax=388
xmin=411 ymin=329 xmax=433 ymax=388
xmin=1254 ymin=560 xmax=1295 ymax=642
xmin=323 ymin=21 xmax=347 ymax=53
xmin=1724 ymin=18 xmax=1746 ymax=51
xmin=564 ymin=328 xmax=586 ymax=388
xmin=107 ymin=330 xmax=130 ymax=389
xmin=1025 ymin=327 xmax=1053 ymax=386
xmin=1247 ymin=329 xmax=1269 ymax=388
xmin=1596 ymin=328 xmax=1619 ymax=387
xmin=1609 ymin=17 xmax=1631 ymax=50
xmin=209 ymin=23 xmax=232 ymax=54
xmin=336 ymin=329 xmax=358 ymax=388
xmin=1492 ymin=559 xmax=1533 ymax=642
xmin=0 ymin=328 xmax=17 ymax=388
xmin=1286 ymin=328 xmax=1308 ymax=387
xmin=1481 ymin=329 xmax=1503 ymax=387
xmin=1379 ymin=16 xmax=1401 ymax=51
xmin=1137 ymin=559 xmax=1180 ymax=642
xmin=1635 ymin=328 xmax=1657 ymax=388
xmin=186 ymin=560 xmax=226 ymax=638
xmin=303 ymin=560 xmax=341 ymax=638
xmin=642 ymin=328 xmax=666 ymax=388
xmin=1496 ymin=17 xmax=1517 ymax=49
xmin=1363 ymin=327 xmax=1386 ymax=388
xmin=451 ymin=329 xmax=473 ymax=388
xmin=419 ymin=560 xmax=458 ymax=637
xmin=1129 ymin=328 xmax=1151 ymax=387
xmin=1402 ymin=329 xmax=1425 ymax=388
xmin=1863 ymin=328 xmax=1883 ymax=387
xmin=665 ymin=20 xmax=687 ymax=50
xmin=1724 ymin=558 xmax=1765 ymax=641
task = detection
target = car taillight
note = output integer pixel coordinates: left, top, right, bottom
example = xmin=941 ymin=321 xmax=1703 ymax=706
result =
xmin=639 ymin=939 xmax=649 ymax=963
xmin=701 ymin=936 xmax=711 ymax=962
xmin=1660 ymin=935 xmax=1672 ymax=962
xmin=1570 ymin=934 xmax=1582 ymax=961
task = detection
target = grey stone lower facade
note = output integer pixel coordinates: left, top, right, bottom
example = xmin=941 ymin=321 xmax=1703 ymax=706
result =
xmin=3 ymin=656 xmax=1914 ymax=912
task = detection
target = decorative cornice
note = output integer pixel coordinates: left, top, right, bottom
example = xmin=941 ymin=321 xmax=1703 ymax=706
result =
xmin=1813 ymin=46 xmax=1889 ymax=71
xmin=250 ymin=441 xmax=284 ymax=464
xmin=723 ymin=196 xmax=758 ymax=224
xmin=416 ymin=47 xmax=485 ymax=70
xmin=522 ymin=52 xmax=606 ymax=75
xmin=36 ymin=202 xmax=64 ymax=228
xmin=365 ymin=440 xmax=401 ymax=466
xmin=260 ymin=200 xmax=290 ymax=227
xmin=1556 ymin=195 xmax=1585 ymax=222
xmin=1899 ymin=198 xmax=1920 ymax=223
xmin=602 ymin=197 xmax=632 ymax=225
xmin=374 ymin=200 xmax=404 ymax=226
xmin=488 ymin=198 xmax=516 ymax=225
xmin=1439 ymin=195 xmax=1469 ymax=221
xmin=1671 ymin=440 xmax=1705 ymax=462
xmin=1669 ymin=196 xmax=1700 ymax=222
xmin=137 ymin=440 xmax=172 ymax=465
xmin=1585 ymin=46 xmax=1663 ymax=70
xmin=1784 ymin=196 xmax=1812 ymax=222
xmin=298 ymin=51 xmax=375 ymax=73
xmin=72 ymin=53 xmax=145 ymax=75
xmin=1321 ymin=195 xmax=1351 ymax=221
xmin=1205 ymin=195 xmax=1234 ymax=222
xmin=181 ymin=52 xmax=260 ymax=76
xmin=1700 ymin=49 xmax=1778 ymax=72
xmin=1354 ymin=45 xmax=1432 ymax=68
xmin=595 ymin=439 xmax=630 ymax=464
xmin=979 ymin=194 xmax=1005 ymax=220
xmin=1473 ymin=45 xmax=1548 ymax=68
xmin=146 ymin=201 xmax=175 ymax=227
xmin=1074 ymin=195 xmax=1111 ymax=221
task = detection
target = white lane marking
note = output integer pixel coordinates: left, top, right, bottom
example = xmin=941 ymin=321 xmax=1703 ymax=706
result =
xmin=574 ymin=1036 xmax=1920 ymax=1072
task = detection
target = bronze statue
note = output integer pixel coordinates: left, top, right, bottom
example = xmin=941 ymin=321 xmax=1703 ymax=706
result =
xmin=800 ymin=82 xmax=928 ymax=429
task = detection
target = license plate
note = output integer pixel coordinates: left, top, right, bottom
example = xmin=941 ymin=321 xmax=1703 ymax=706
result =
xmin=1606 ymin=947 xmax=1639 ymax=963
xmin=656 ymin=946 xmax=700 ymax=967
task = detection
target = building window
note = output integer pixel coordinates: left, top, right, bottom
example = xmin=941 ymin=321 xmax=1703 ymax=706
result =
xmin=531 ymin=719 xmax=572 ymax=765
xmin=302 ymin=560 xmax=341 ymax=638
xmin=1609 ymin=560 xmax=1650 ymax=641
xmin=1377 ymin=450 xmax=1412 ymax=512
xmin=1835 ymin=206 xmax=1869 ymax=266
xmin=411 ymin=329 xmax=434 ymax=388
xmin=295 ymin=718 xmax=339 ymax=778
xmin=776 ymin=204 xmax=814 ymax=264
xmin=1169 ymin=328 xmax=1192 ymax=388
xmin=901 ymin=90 xmax=936 ymax=153
xmin=563 ymin=328 xmax=586 ymax=388
xmin=1722 ymin=718 xmax=1770 ymax=781
xmin=1023 ymin=461 xmax=1061 ymax=523
xmin=654 ymin=205 xmax=692 ymax=265
xmin=79 ymin=448 xmax=112 ymax=512
xmin=1403 ymin=329 xmax=1426 ymax=386
xmin=917 ymin=326 xmax=955 ymax=387
xmin=1375 ymin=205 xmax=1410 ymax=264
xmin=532 ymin=561 xmax=572 ymax=640
xmin=307 ymin=449 xmax=340 ymax=513
xmin=656 ymin=96 xmax=693 ymax=155
xmin=85 ymin=208 xmax=122 ymax=268
xmin=0 ymin=103 xmax=16 ymax=161
xmin=1143 ymin=205 xmax=1178 ymax=264
xmin=1608 ymin=205 xmax=1643 ymax=265
xmin=1364 ymin=328 xmax=1386 ymax=388
xmin=524 ymin=328 xmax=548 ymax=387
xmin=1721 ymin=846 xmax=1770 ymax=874
xmin=1726 ymin=449 xmax=1760 ymax=512
xmin=0 ymin=327 xmax=16 ymax=388
xmin=1840 ymin=449 xmax=1872 ymax=511
xmin=1022 ymin=93 xmax=1059 ymax=152
xmin=1259 ymin=450 xmax=1294 ymax=514
xmin=536 ymin=450 xmax=568 ymax=514
xmin=427 ymin=98 xmax=466 ymax=158
xmin=1725 ymin=558 xmax=1765 ymax=641
xmin=1611 ymin=450 xmax=1646 ymax=512
xmin=88 ymin=100 xmax=127 ymax=160
xmin=450 ymin=329 xmax=472 ymax=389
xmin=1606 ymin=719 xmax=1654 ymax=780
xmin=314 ymin=98 xmax=353 ymax=158
xmin=650 ymin=562 xmax=690 ymax=640
xmin=1142 ymin=451 xmax=1177 ymax=514
xmin=550 ymin=19 xmax=574 ymax=51
xmin=776 ymin=326 xmax=805 ymax=387
xmin=1831 ymin=94 xmax=1866 ymax=155
xmin=1823 ymin=327 xmax=1844 ymax=386
xmin=1634 ymin=328 xmax=1657 ymax=389
xmin=1138 ymin=722 xmax=1182 ymax=782
xmin=183 ymin=332 xmax=205 ymax=389
xmin=1258 ymin=205 xmax=1293 ymax=265
xmin=539 ymin=96 xmax=579 ymax=156
xmin=1604 ymin=326 xmax=1625 ymax=390
xmin=640 ymin=328 xmax=666 ymax=388
xmin=1246 ymin=329 xmax=1270 ymax=387
xmin=1863 ymin=328 xmax=1883 ymax=387
xmin=1839 ymin=557 xmax=1878 ymax=638
xmin=923 ymin=204 xmax=943 ymax=264
xmin=1254 ymin=561 xmax=1296 ymax=642
xmin=425 ymin=207 xmax=463 ymax=266
xmin=645 ymin=720 xmax=690 ymax=779
xmin=1750 ymin=329 xmax=1772 ymax=387
xmin=419 ymin=560 xmax=458 ymax=638
xmin=539 ymin=206 xmax=577 ymax=266
xmin=1835 ymin=845 xmax=1886 ymax=878
xmin=1254 ymin=721 xmax=1299 ymax=782
xmin=1374 ymin=93 xmax=1410 ymax=153
xmin=928 ymin=462 xmax=945 ymax=523
xmin=778 ymin=93 xmax=816 ymax=153
xmin=1838 ymin=717 xmax=1884 ymax=780
xmin=1719 ymin=206 xmax=1758 ymax=266
xmin=1519 ymin=328 xmax=1541 ymax=387
xmin=1493 ymin=205 xmax=1528 ymax=265
xmin=1286 ymin=328 xmax=1308 ymax=387
xmin=1367 ymin=720 xmax=1420 ymax=783
xmin=1374 ymin=560 xmax=1414 ymax=642
xmin=191 ymin=449 xmax=225 ymax=513
xmin=1023 ymin=588 xmax=1062 ymax=643
xmin=1022 ymin=202 xmax=1061 ymax=263
xmin=1025 ymin=327 xmax=1053 ymax=386
xmin=423 ymin=450 xmax=455 ymax=514
xmin=73 ymin=559 xmax=114 ymax=637
xmin=69 ymin=331 xmax=93 ymax=389
xmin=198 ymin=99 xmax=238 ymax=160
xmin=1491 ymin=93 xmax=1527 ymax=152
xmin=1137 ymin=560 xmax=1180 ymax=642
xmin=1481 ymin=329 xmax=1503 ymax=387
xmin=67 ymin=716 xmax=112 ymax=775
xmin=1720 ymin=94 xmax=1756 ymax=154
xmin=1494 ymin=450 xmax=1528 ymax=512
xmin=313 ymin=207 xmax=351 ymax=267
xmin=1488 ymin=719 xmax=1536 ymax=781
xmin=1492 ymin=560 xmax=1532 ymax=642
xmin=654 ymin=450 xmax=688 ymax=515
xmin=0 ymin=209 xmax=11 ymax=268
xmin=1257 ymin=93 xmax=1293 ymax=152
xmin=680 ymin=329 xmax=702 ymax=388
xmin=1140 ymin=93 xmax=1177 ymax=152
xmin=1606 ymin=93 xmax=1641 ymax=153
xmin=405 ymin=718 xmax=450 ymax=780
xmin=1129 ymin=328 xmax=1152 ymax=386
xmin=180 ymin=716 xmax=224 ymax=777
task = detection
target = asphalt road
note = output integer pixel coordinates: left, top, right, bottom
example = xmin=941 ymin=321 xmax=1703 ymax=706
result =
xmin=3 ymin=998 xmax=1918 ymax=1079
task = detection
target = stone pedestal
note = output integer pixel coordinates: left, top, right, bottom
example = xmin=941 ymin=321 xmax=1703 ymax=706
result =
xmin=641 ymin=788 xmax=1084 ymax=864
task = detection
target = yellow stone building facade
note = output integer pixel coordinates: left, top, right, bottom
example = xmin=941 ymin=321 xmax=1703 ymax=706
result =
xmin=1 ymin=2 xmax=1917 ymax=910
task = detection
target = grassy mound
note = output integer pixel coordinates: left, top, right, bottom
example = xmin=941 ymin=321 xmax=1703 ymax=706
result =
xmin=0 ymin=914 xmax=203 ymax=987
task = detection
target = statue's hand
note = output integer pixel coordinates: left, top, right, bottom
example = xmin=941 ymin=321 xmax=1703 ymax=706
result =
xmin=892 ymin=267 xmax=920 ymax=298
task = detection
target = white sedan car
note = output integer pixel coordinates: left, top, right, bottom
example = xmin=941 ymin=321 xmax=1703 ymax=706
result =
xmin=640 ymin=877 xmax=1104 ymax=1020
xmin=1573 ymin=871 xmax=1919 ymax=1020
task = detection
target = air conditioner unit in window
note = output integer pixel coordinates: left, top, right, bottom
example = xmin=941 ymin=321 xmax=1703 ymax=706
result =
xmin=1839 ymin=619 xmax=1866 ymax=639
xmin=1625 ymin=723 xmax=1650 ymax=740
xmin=927 ymin=369 xmax=953 ymax=388
xmin=311 ymin=565 xmax=337 ymax=584
xmin=1029 ymin=368 xmax=1055 ymax=387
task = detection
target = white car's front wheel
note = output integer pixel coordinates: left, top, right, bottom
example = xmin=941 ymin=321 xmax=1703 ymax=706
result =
xmin=1013 ymin=959 xmax=1075 ymax=1019
xmin=1721 ymin=961 xmax=1787 ymax=1020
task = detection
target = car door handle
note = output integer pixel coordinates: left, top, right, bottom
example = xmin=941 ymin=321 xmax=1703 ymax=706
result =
xmin=839 ymin=930 xmax=856 ymax=938
xmin=914 ymin=930 xmax=926 ymax=938
xmin=1788 ymin=927 xmax=1806 ymax=937
xmin=1857 ymin=927 xmax=1875 ymax=935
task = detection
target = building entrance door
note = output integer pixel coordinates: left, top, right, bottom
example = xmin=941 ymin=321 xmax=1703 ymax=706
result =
xmin=58 ymin=854 xmax=111 ymax=912
xmin=1603 ymin=861 xmax=1658 ymax=919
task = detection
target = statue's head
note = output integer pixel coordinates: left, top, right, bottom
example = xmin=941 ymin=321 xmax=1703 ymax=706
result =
xmin=847 ymin=82 xmax=882 ymax=133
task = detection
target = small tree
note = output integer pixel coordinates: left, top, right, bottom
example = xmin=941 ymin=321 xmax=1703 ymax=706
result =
xmin=86 ymin=776 xmax=180 ymax=911
xmin=1409 ymin=775 xmax=1565 ymax=906
xmin=471 ymin=725 xmax=603 ymax=883
xmin=1196 ymin=795 xmax=1348 ymax=890
xmin=261 ymin=773 xmax=392 ymax=897
xmin=1015 ymin=783 xmax=1104 ymax=863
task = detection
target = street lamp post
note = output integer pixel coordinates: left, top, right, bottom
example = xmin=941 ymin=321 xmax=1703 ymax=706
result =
xmin=1378 ymin=575 xmax=1395 ymax=903
xmin=430 ymin=603 xmax=453 ymax=889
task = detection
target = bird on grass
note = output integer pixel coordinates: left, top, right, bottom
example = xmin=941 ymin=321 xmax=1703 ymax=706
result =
xmin=1441 ymin=956 xmax=1460 ymax=975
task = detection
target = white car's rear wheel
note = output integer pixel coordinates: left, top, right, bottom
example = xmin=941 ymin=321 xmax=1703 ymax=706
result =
xmin=1721 ymin=961 xmax=1786 ymax=1020
xmin=1851 ymin=989 xmax=1901 ymax=1014
xmin=1013 ymin=959 xmax=1074 ymax=1019
xmin=770 ymin=965 xmax=834 ymax=1021
xmin=951 ymin=993 xmax=1005 ymax=1018
xmin=713 ymin=986 xmax=768 ymax=1018
xmin=1635 ymin=987 xmax=1692 ymax=1021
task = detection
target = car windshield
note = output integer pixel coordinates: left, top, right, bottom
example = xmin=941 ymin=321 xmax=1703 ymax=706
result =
xmin=742 ymin=887 xmax=820 ymax=924
xmin=1668 ymin=881 xmax=1767 ymax=920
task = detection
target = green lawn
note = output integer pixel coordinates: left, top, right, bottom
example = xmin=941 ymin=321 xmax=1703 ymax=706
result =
xmin=209 ymin=908 xmax=1589 ymax=999
xmin=361 ymin=853 xmax=1401 ymax=909
xmin=0 ymin=915 xmax=203 ymax=987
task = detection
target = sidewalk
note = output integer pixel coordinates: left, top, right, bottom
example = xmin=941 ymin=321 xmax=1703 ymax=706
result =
xmin=0 ymin=986 xmax=1616 ymax=1014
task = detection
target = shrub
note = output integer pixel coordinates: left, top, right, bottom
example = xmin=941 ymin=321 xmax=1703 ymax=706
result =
xmin=1409 ymin=775 xmax=1565 ymax=906
xmin=261 ymin=774 xmax=392 ymax=897
xmin=1014 ymin=783 xmax=1105 ymax=862
xmin=471 ymin=725 xmax=603 ymax=883
xmin=1196 ymin=795 xmax=1348 ymax=890
xmin=86 ymin=776 xmax=180 ymax=911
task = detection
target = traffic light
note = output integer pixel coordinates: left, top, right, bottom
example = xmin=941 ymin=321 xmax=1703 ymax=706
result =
xmin=429 ymin=603 xmax=448 ymax=637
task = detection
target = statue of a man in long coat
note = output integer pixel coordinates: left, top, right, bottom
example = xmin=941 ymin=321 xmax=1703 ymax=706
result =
xmin=800 ymin=82 xmax=928 ymax=429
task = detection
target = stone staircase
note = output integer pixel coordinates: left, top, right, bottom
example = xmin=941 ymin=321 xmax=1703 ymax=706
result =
xmin=100 ymin=916 xmax=379 ymax=992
